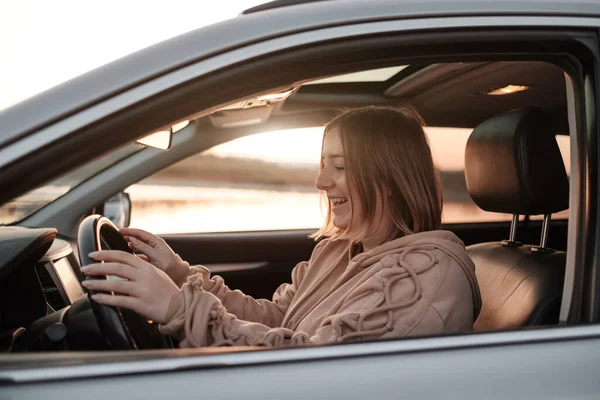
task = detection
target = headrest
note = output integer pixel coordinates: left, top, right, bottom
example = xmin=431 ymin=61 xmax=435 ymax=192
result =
xmin=465 ymin=107 xmax=569 ymax=216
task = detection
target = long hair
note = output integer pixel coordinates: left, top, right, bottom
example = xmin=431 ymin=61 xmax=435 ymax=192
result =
xmin=312 ymin=105 xmax=442 ymax=242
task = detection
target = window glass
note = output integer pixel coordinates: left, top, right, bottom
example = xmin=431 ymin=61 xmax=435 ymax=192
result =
xmin=556 ymin=134 xmax=571 ymax=175
xmin=0 ymin=144 xmax=141 ymax=225
xmin=127 ymin=128 xmax=323 ymax=234
xmin=126 ymin=129 xmax=570 ymax=234
xmin=305 ymin=66 xmax=409 ymax=84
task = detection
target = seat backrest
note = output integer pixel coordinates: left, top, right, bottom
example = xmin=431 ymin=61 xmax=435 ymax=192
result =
xmin=468 ymin=243 xmax=565 ymax=330
xmin=464 ymin=107 xmax=569 ymax=331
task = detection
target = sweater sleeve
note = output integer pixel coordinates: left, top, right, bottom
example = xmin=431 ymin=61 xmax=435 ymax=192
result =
xmin=161 ymin=242 xmax=326 ymax=327
xmin=162 ymin=260 xmax=307 ymax=328
xmin=158 ymin=281 xmax=311 ymax=347
xmin=158 ymin=250 xmax=445 ymax=347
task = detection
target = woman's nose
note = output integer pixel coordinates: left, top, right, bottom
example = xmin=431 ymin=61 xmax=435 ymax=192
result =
xmin=315 ymin=169 xmax=333 ymax=190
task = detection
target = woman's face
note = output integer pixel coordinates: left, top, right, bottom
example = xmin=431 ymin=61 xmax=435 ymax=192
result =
xmin=316 ymin=127 xmax=393 ymax=245
xmin=315 ymin=128 xmax=359 ymax=230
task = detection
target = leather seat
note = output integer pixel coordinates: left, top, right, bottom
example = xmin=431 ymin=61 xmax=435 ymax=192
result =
xmin=464 ymin=107 xmax=569 ymax=331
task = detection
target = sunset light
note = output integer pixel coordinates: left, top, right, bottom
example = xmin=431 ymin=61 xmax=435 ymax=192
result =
xmin=206 ymin=126 xmax=479 ymax=171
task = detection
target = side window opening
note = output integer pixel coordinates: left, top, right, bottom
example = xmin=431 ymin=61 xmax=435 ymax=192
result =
xmin=126 ymin=128 xmax=570 ymax=234
xmin=127 ymin=128 xmax=324 ymax=234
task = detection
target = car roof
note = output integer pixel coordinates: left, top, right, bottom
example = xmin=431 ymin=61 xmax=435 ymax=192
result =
xmin=257 ymin=61 xmax=568 ymax=132
xmin=0 ymin=0 xmax=598 ymax=147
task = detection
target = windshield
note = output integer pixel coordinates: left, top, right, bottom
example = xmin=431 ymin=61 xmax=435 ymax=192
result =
xmin=0 ymin=144 xmax=141 ymax=225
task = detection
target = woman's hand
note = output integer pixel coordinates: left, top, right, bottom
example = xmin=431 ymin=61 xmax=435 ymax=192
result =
xmin=120 ymin=227 xmax=184 ymax=276
xmin=81 ymin=250 xmax=179 ymax=324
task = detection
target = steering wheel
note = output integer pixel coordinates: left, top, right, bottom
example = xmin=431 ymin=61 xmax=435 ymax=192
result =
xmin=78 ymin=215 xmax=171 ymax=349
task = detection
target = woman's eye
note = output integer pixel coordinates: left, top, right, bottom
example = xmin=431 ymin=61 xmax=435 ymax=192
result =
xmin=334 ymin=166 xmax=345 ymax=172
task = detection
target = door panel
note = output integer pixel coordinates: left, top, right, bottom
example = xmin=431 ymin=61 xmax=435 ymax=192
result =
xmin=162 ymin=230 xmax=316 ymax=299
xmin=162 ymin=219 xmax=568 ymax=299
xmin=4 ymin=328 xmax=600 ymax=399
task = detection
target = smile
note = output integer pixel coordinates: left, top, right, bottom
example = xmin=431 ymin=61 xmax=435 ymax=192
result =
xmin=330 ymin=197 xmax=348 ymax=206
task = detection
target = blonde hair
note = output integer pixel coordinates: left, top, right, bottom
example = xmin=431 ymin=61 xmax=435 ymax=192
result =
xmin=312 ymin=105 xmax=442 ymax=242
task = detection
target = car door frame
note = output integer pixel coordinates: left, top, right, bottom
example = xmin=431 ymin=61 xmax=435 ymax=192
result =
xmin=12 ymin=17 xmax=598 ymax=321
xmin=1 ymin=8 xmax=600 ymax=393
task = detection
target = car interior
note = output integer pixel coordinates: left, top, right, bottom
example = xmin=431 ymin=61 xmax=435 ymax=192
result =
xmin=0 ymin=59 xmax=573 ymax=353
xmin=162 ymin=60 xmax=571 ymax=325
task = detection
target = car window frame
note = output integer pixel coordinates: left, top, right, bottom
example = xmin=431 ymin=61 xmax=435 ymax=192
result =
xmin=0 ymin=15 xmax=598 ymax=380
xmin=123 ymin=126 xmax=572 ymax=236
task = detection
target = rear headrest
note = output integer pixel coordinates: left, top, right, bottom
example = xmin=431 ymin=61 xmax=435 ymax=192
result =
xmin=465 ymin=107 xmax=569 ymax=216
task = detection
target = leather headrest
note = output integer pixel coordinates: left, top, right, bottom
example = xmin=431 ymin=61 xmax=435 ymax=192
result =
xmin=465 ymin=107 xmax=569 ymax=215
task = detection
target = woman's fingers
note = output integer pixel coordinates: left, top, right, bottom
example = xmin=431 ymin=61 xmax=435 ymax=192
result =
xmin=128 ymin=236 xmax=161 ymax=259
xmin=136 ymin=254 xmax=150 ymax=263
xmin=81 ymin=262 xmax=138 ymax=280
xmin=120 ymin=228 xmax=164 ymax=248
xmin=89 ymin=250 xmax=147 ymax=269
xmin=85 ymin=256 xmax=180 ymax=323
xmin=82 ymin=278 xmax=138 ymax=296
xmin=90 ymin=293 xmax=142 ymax=314
xmin=120 ymin=229 xmax=177 ymax=273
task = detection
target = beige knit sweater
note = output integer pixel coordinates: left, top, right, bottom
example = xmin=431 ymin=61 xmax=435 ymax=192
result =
xmin=159 ymin=230 xmax=481 ymax=347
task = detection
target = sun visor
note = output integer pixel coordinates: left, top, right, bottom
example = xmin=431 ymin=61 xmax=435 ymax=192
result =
xmin=209 ymin=106 xmax=276 ymax=128
xmin=209 ymin=87 xmax=297 ymax=128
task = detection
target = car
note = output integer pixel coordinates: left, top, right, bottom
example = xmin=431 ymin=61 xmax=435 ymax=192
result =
xmin=1 ymin=0 xmax=600 ymax=398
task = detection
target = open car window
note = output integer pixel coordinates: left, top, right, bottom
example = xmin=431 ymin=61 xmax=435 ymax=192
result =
xmin=124 ymin=127 xmax=571 ymax=234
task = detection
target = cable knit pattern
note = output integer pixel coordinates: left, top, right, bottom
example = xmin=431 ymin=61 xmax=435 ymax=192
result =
xmin=165 ymin=254 xmax=314 ymax=328
xmin=159 ymin=230 xmax=481 ymax=347
xmin=158 ymin=274 xmax=311 ymax=347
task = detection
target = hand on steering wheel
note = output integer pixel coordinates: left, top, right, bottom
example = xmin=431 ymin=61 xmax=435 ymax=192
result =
xmin=120 ymin=227 xmax=189 ymax=286
xmin=78 ymin=215 xmax=174 ymax=349
xmin=81 ymin=250 xmax=179 ymax=324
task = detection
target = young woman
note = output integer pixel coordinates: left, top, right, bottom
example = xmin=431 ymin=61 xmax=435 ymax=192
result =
xmin=81 ymin=106 xmax=481 ymax=347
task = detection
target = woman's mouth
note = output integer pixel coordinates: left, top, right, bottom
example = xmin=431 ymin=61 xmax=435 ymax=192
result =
xmin=330 ymin=197 xmax=348 ymax=209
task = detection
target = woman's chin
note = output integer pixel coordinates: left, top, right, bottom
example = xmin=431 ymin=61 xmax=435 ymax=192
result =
xmin=332 ymin=216 xmax=350 ymax=230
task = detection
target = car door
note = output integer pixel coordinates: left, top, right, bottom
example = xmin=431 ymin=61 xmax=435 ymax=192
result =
xmin=2 ymin=2 xmax=599 ymax=398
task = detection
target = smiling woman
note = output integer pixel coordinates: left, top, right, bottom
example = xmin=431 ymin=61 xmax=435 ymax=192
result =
xmin=83 ymin=105 xmax=481 ymax=348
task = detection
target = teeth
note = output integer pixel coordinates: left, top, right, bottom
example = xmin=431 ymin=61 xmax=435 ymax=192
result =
xmin=330 ymin=198 xmax=347 ymax=206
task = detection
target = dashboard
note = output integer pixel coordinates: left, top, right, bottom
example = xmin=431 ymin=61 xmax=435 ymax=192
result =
xmin=0 ymin=227 xmax=87 ymax=352
xmin=0 ymin=221 xmax=174 ymax=353
xmin=36 ymin=239 xmax=84 ymax=311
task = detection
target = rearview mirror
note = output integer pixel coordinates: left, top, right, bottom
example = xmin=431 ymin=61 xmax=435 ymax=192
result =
xmin=136 ymin=130 xmax=172 ymax=150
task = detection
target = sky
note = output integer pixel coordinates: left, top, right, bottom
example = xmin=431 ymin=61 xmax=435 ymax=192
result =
xmin=0 ymin=0 xmax=264 ymax=111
